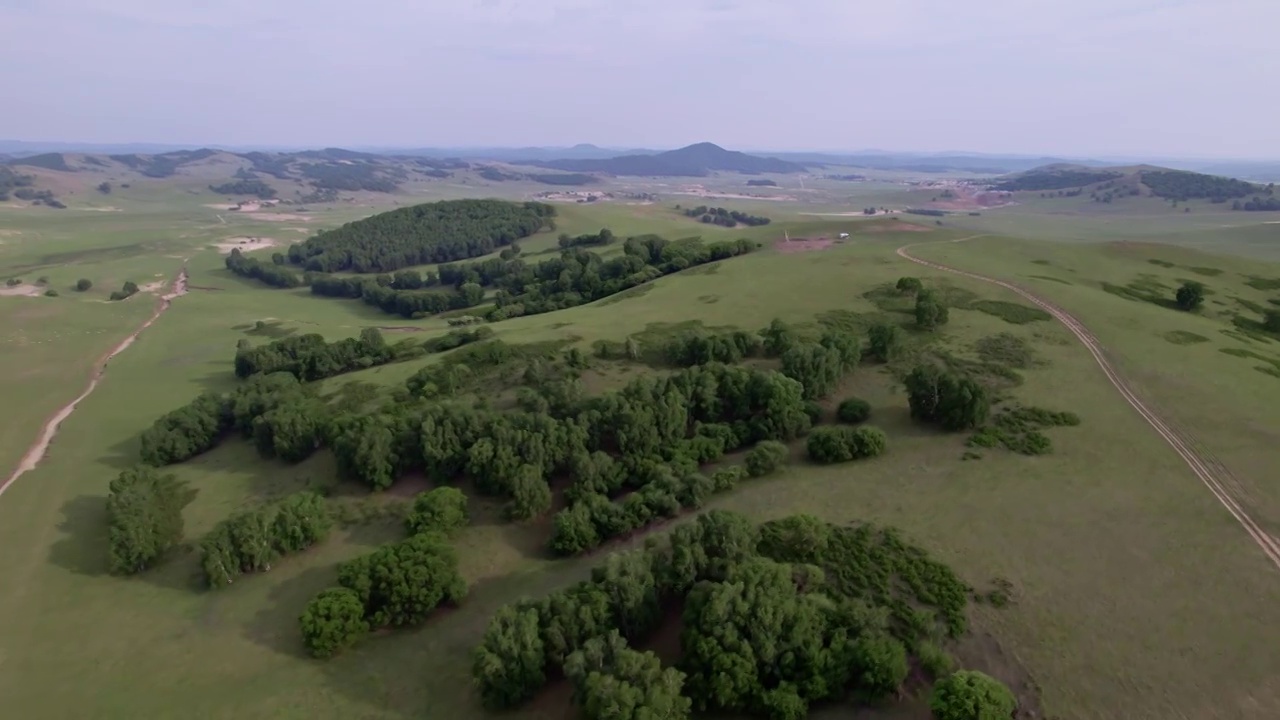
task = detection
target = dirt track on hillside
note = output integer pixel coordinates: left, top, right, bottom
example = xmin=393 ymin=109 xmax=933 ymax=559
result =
xmin=0 ymin=269 xmax=189 ymax=498
xmin=897 ymin=236 xmax=1280 ymax=571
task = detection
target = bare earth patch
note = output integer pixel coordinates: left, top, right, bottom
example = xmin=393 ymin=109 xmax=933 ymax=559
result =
xmin=775 ymin=238 xmax=834 ymax=253
xmin=214 ymin=237 xmax=280 ymax=254
xmin=253 ymin=213 xmax=312 ymax=222
xmin=0 ymin=284 xmax=43 ymax=297
xmin=79 ymin=206 xmax=122 ymax=212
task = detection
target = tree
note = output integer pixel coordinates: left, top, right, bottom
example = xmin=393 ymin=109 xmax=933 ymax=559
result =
xmin=929 ymin=670 xmax=1017 ymax=720
xmin=851 ymin=634 xmax=910 ymax=701
xmin=550 ymin=503 xmax=602 ymax=556
xmin=505 ymin=465 xmax=553 ymax=521
xmin=904 ymin=364 xmax=989 ymax=431
xmin=97 ymin=181 xmax=112 ymax=194
xmin=406 ymin=487 xmax=469 ymax=536
xmin=837 ymin=397 xmax=872 ymax=423
xmin=867 ymin=322 xmax=901 ymax=362
xmin=807 ymin=426 xmax=887 ymax=463
xmin=896 ymin=276 xmax=923 ymax=294
xmin=473 ymin=604 xmax=547 ymax=709
xmin=106 ymin=466 xmax=188 ymax=575
xmin=916 ymin=290 xmax=949 ymax=329
xmin=299 ymin=587 xmax=369 ymax=658
xmin=744 ymin=440 xmax=788 ymax=477
xmin=1174 ymin=281 xmax=1205 ymax=311
xmin=1265 ymin=309 xmax=1280 ymax=334
xmin=75 ymin=278 xmax=92 ymax=291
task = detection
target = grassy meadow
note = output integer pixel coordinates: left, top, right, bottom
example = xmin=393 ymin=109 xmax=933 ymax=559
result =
xmin=1 ymin=178 xmax=1279 ymax=720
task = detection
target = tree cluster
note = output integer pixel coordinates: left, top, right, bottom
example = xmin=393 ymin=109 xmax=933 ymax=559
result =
xmin=916 ymin=289 xmax=950 ymax=330
xmin=209 ymin=178 xmax=278 ymax=199
xmin=286 ymin=199 xmax=555 ymax=273
xmin=300 ymin=532 xmax=465 ymax=657
xmin=904 ymin=364 xmax=990 ymax=431
xmin=779 ymin=329 xmax=861 ymax=399
xmin=138 ymin=372 xmax=316 ymax=466
xmin=474 ymin=511 xmax=979 ymax=718
xmin=558 ymin=229 xmax=615 ymax=249
xmin=681 ymin=205 xmax=772 ymax=227
xmin=1140 ymin=170 xmax=1258 ymax=201
xmin=662 ymin=328 xmax=762 ymax=366
xmin=0 ymin=166 xmax=36 ymax=201
xmin=234 ymin=328 xmax=414 ymax=380
xmin=226 ymin=248 xmax=303 ymax=288
xmin=991 ymin=170 xmax=1122 ymax=192
xmin=106 ymin=466 xmax=188 ymax=575
xmin=405 ymin=487 xmax=469 ymax=536
xmin=198 ymin=491 xmax=331 ymax=588
xmin=1233 ymin=196 xmax=1280 ymax=211
xmin=300 ymin=160 xmax=399 ymax=193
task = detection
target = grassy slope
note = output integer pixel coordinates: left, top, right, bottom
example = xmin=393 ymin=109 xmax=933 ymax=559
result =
xmin=1 ymin=189 xmax=1279 ymax=719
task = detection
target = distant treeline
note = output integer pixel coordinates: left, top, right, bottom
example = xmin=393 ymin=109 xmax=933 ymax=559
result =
xmin=1141 ymin=170 xmax=1258 ymax=202
xmin=286 ymin=199 xmax=556 ymax=273
xmin=1234 ymin=196 xmax=1280 ymax=211
xmin=681 ymin=205 xmax=771 ymax=228
xmin=528 ymin=173 xmax=595 ymax=186
xmin=234 ymin=328 xmax=419 ymax=380
xmin=904 ymin=208 xmax=947 ymax=217
xmin=300 ymin=162 xmax=399 ymax=192
xmin=991 ymin=170 xmax=1122 ymax=192
xmin=0 ymin=167 xmax=35 ymax=200
xmin=210 ymin=178 xmax=277 ymax=199
xmin=746 ymin=179 xmax=777 ymax=187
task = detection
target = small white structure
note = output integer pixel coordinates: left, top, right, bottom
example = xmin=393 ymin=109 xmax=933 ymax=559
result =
xmin=838 ymin=232 xmax=850 ymax=239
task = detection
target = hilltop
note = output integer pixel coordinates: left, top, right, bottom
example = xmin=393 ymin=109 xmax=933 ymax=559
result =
xmin=532 ymin=141 xmax=806 ymax=177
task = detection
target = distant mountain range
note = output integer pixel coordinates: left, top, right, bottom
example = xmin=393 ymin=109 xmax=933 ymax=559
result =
xmin=4 ymin=140 xmax=1278 ymax=183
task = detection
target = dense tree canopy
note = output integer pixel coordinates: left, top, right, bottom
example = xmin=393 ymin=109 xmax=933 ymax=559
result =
xmin=287 ymin=199 xmax=555 ymax=273
xmin=226 ymin=248 xmax=303 ymax=288
xmin=929 ymin=670 xmax=1017 ymax=720
xmin=198 ymin=491 xmax=331 ymax=588
xmin=209 ymin=178 xmax=277 ymax=199
xmin=681 ymin=205 xmax=771 ymax=228
xmin=991 ymin=170 xmax=1122 ymax=192
xmin=234 ymin=328 xmax=415 ymax=380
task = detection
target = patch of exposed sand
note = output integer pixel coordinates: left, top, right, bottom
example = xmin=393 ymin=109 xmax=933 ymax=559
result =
xmin=863 ymin=222 xmax=933 ymax=233
xmin=79 ymin=206 xmax=122 ymax=212
xmin=0 ymin=229 xmax=22 ymax=237
xmin=0 ymin=284 xmax=44 ymax=297
xmin=214 ymin=237 xmax=280 ymax=254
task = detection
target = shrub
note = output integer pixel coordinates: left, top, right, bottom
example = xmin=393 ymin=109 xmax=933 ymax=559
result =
xmin=44 ymin=288 xmax=59 ymax=297
xmin=1174 ymin=281 xmax=1204 ymax=311
xmin=837 ymin=397 xmax=871 ymax=423
xmin=896 ymin=276 xmax=923 ymax=293
xmin=929 ymin=670 xmax=1017 ymax=720
xmin=75 ymin=278 xmax=93 ymax=291
xmin=299 ymin=587 xmax=369 ymax=658
xmin=915 ymin=290 xmax=950 ymax=329
xmin=549 ymin=503 xmax=601 ymax=556
xmin=405 ymin=487 xmax=469 ymax=536
xmin=904 ymin=364 xmax=989 ymax=431
xmin=1264 ymin=309 xmax=1280 ymax=333
xmin=744 ymin=440 xmax=788 ymax=477
xmin=807 ymin=425 xmax=887 ymax=463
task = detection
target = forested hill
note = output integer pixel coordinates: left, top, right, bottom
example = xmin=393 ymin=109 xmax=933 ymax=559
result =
xmin=991 ymin=163 xmax=1267 ymax=202
xmin=533 ymin=142 xmax=805 ymax=177
xmin=285 ymin=199 xmax=556 ymax=273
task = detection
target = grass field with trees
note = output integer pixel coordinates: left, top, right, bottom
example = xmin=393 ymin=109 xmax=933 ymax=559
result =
xmin=1 ymin=166 xmax=1280 ymax=720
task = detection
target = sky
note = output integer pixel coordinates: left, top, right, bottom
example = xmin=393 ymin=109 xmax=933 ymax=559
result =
xmin=3 ymin=0 xmax=1278 ymax=158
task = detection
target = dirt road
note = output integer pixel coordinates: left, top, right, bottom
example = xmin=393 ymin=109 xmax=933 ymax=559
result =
xmin=0 ymin=269 xmax=189 ymax=499
xmin=897 ymin=236 xmax=1280 ymax=571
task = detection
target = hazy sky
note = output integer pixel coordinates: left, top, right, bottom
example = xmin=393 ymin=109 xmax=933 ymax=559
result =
xmin=3 ymin=0 xmax=1277 ymax=157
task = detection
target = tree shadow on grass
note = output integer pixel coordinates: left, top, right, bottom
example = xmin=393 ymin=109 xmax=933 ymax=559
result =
xmin=242 ymin=564 xmax=338 ymax=659
xmin=48 ymin=494 xmax=110 ymax=577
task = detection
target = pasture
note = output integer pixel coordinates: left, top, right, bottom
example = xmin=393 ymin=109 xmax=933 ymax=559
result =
xmin=1 ymin=178 xmax=1279 ymax=720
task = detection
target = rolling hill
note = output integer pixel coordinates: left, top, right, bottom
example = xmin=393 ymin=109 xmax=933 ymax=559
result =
xmin=532 ymin=142 xmax=806 ymax=177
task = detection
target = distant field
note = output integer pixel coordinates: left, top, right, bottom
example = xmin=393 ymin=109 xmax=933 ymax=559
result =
xmin=1 ymin=176 xmax=1280 ymax=720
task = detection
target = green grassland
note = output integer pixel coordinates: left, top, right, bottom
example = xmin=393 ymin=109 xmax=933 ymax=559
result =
xmin=1 ymin=179 xmax=1280 ymax=720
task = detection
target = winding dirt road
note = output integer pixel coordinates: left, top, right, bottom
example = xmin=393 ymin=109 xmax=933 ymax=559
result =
xmin=898 ymin=236 xmax=1280 ymax=571
xmin=0 ymin=269 xmax=189 ymax=499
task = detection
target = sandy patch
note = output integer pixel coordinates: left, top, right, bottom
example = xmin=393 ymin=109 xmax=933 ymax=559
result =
xmin=0 ymin=229 xmax=23 ymax=237
xmin=800 ymin=210 xmax=899 ymax=217
xmin=214 ymin=237 xmax=280 ymax=254
xmin=0 ymin=284 xmax=44 ymax=297
xmin=673 ymin=186 xmax=795 ymax=201
xmin=79 ymin=206 xmax=122 ymax=212
xmin=775 ymin=239 xmax=834 ymax=254
xmin=140 ymin=281 xmax=166 ymax=293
